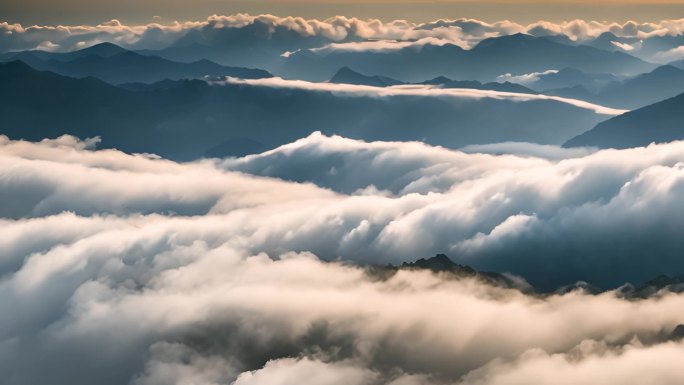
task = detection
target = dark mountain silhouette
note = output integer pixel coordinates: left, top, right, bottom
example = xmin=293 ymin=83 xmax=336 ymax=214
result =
xmin=0 ymin=61 xmax=612 ymax=160
xmin=1 ymin=42 xmax=128 ymax=63
xmin=366 ymin=254 xmax=533 ymax=292
xmin=329 ymin=66 xmax=404 ymax=87
xmin=421 ymin=76 xmax=537 ymax=94
xmin=630 ymin=275 xmax=684 ymax=299
xmin=370 ymin=254 xmax=684 ymax=299
xmin=280 ymin=33 xmax=656 ymax=82
xmin=117 ymin=79 xmax=186 ymax=92
xmin=401 ymin=254 xmax=476 ymax=273
xmin=554 ymin=281 xmax=603 ymax=295
xmin=672 ymin=325 xmax=684 ymax=341
xmin=1 ymin=43 xmax=272 ymax=84
xmin=564 ymin=90 xmax=684 ymax=148
xmin=328 ymin=67 xmax=536 ymax=93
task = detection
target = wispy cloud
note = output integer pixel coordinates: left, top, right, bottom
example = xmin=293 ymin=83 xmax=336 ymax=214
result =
xmin=221 ymin=76 xmax=628 ymax=115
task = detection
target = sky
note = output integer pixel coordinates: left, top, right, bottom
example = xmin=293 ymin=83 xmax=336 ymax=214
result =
xmin=3 ymin=0 xmax=684 ymax=24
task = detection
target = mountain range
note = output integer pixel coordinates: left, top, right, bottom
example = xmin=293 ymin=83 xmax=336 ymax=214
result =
xmin=564 ymin=90 xmax=684 ymax=148
xmin=0 ymin=42 xmax=272 ymax=84
xmin=380 ymin=254 xmax=684 ymax=300
xmin=545 ymin=65 xmax=684 ymax=109
xmin=136 ymin=18 xmax=355 ymax=70
xmin=279 ymin=33 xmax=656 ymax=82
xmin=513 ymin=67 xmax=620 ymax=93
xmin=329 ymin=66 xmax=536 ymax=93
xmin=0 ymin=61 xmax=616 ymax=160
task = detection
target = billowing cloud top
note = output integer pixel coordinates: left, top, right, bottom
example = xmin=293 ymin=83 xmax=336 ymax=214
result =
xmin=3 ymin=134 xmax=684 ymax=384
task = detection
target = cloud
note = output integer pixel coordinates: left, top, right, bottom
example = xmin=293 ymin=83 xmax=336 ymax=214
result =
xmin=3 ymin=134 xmax=684 ymax=384
xmin=233 ymin=358 xmax=379 ymax=385
xmin=306 ymin=37 xmax=466 ymax=55
xmin=458 ymin=340 xmax=684 ymax=385
xmin=652 ymin=45 xmax=684 ymax=63
xmin=219 ymin=77 xmax=628 ymax=115
xmin=3 ymin=14 xmax=684 ymax=57
xmin=459 ymin=142 xmax=598 ymax=159
xmin=611 ymin=40 xmax=640 ymax=51
xmin=496 ymin=70 xmax=559 ymax=85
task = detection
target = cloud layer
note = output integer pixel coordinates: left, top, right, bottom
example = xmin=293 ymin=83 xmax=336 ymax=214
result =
xmin=2 ymin=134 xmax=684 ymax=384
xmin=4 ymin=14 xmax=684 ymax=57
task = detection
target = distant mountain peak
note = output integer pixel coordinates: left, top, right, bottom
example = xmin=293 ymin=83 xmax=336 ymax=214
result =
xmin=79 ymin=42 xmax=129 ymax=57
xmin=401 ymin=254 xmax=476 ymax=274
xmin=329 ymin=66 xmax=403 ymax=87
xmin=596 ymin=31 xmax=620 ymax=40
xmin=649 ymin=64 xmax=683 ymax=75
xmin=475 ymin=32 xmax=537 ymax=49
xmin=423 ymin=76 xmax=453 ymax=85
xmin=0 ymin=60 xmax=41 ymax=77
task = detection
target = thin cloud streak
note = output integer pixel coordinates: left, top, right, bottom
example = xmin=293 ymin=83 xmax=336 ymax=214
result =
xmin=221 ymin=76 xmax=629 ymax=115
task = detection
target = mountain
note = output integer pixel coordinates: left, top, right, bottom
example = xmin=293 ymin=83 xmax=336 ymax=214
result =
xmin=564 ymin=91 xmax=684 ymax=148
xmin=668 ymin=59 xmax=684 ymax=70
xmin=636 ymin=34 xmax=684 ymax=61
xmin=136 ymin=18 xmax=356 ymax=70
xmin=329 ymin=66 xmax=405 ymax=87
xmin=628 ymin=275 xmax=684 ymax=299
xmin=328 ymin=67 xmax=535 ymax=93
xmin=594 ymin=65 xmax=684 ymax=109
xmin=0 ymin=42 xmax=128 ymax=63
xmin=367 ymin=254 xmax=534 ymax=292
xmin=421 ymin=76 xmax=537 ymax=94
xmin=544 ymin=65 xmax=684 ymax=109
xmin=580 ymin=33 xmax=684 ymax=62
xmin=584 ymin=32 xmax=641 ymax=53
xmin=546 ymin=65 xmax=684 ymax=109
xmin=400 ymin=254 xmax=477 ymax=274
xmin=0 ymin=62 xmax=615 ymax=160
xmin=554 ymin=281 xmax=602 ymax=295
xmin=0 ymin=43 xmax=272 ymax=84
xmin=371 ymin=254 xmax=684 ymax=297
xmin=280 ymin=33 xmax=656 ymax=82
xmin=542 ymin=85 xmax=599 ymax=104
xmin=519 ymin=67 xmax=620 ymax=93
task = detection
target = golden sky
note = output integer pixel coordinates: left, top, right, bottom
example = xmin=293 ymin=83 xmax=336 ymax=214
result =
xmin=3 ymin=0 xmax=684 ymax=24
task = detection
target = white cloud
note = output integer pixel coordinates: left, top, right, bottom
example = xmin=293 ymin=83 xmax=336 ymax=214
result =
xmin=3 ymin=15 xmax=684 ymax=56
xmin=496 ymin=70 xmax=559 ymax=85
xmin=308 ymin=37 xmax=467 ymax=55
xmin=611 ymin=40 xmax=640 ymax=51
xmin=219 ymin=76 xmax=628 ymax=115
xmin=459 ymin=142 xmax=597 ymax=159
xmin=459 ymin=341 xmax=684 ymax=385
xmin=652 ymin=45 xmax=684 ymax=63
xmin=3 ymin=134 xmax=684 ymax=384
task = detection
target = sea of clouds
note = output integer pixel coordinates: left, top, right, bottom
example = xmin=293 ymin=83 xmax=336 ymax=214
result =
xmin=2 ymin=133 xmax=684 ymax=384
